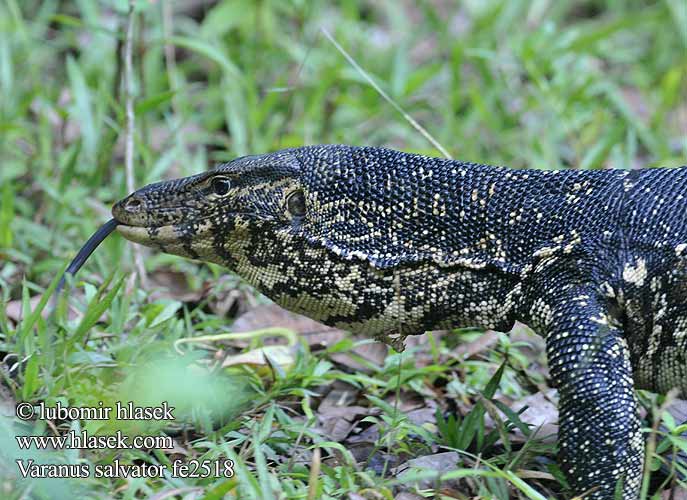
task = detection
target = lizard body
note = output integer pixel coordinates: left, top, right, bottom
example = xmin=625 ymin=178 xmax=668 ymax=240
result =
xmin=112 ymin=145 xmax=687 ymax=498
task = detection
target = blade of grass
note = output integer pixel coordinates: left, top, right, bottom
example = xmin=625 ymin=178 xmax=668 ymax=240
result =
xmin=68 ymin=273 xmax=124 ymax=347
xmin=321 ymin=27 xmax=452 ymax=159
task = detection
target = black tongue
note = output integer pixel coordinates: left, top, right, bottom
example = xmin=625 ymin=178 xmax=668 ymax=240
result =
xmin=56 ymin=218 xmax=120 ymax=294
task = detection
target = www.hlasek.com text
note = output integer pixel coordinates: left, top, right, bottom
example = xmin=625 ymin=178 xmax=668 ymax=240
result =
xmin=16 ymin=429 xmax=173 ymax=451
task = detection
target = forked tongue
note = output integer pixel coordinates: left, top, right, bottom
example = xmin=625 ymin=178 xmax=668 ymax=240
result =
xmin=56 ymin=218 xmax=120 ymax=294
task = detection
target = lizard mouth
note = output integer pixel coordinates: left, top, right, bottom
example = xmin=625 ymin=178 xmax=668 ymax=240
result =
xmin=115 ymin=223 xmax=179 ymax=245
xmin=112 ymin=193 xmax=201 ymax=228
xmin=114 ymin=220 xmax=218 ymax=248
xmin=111 ymin=191 xmax=212 ymax=246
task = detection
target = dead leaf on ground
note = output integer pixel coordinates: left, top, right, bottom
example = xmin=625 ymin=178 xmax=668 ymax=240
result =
xmin=206 ymin=278 xmax=257 ymax=318
xmin=5 ymin=296 xmax=45 ymax=323
xmin=453 ymin=330 xmax=499 ymax=359
xmin=319 ymin=416 xmax=358 ymax=443
xmin=394 ymin=493 xmax=425 ymax=500
xmin=393 ymin=451 xmax=461 ymax=489
xmin=323 ymin=441 xmax=383 ymax=468
xmin=665 ymin=397 xmax=687 ymax=424
xmin=330 ymin=340 xmax=388 ymax=373
xmin=348 ymin=487 xmax=392 ymax=500
xmin=346 ymin=421 xmax=381 ymax=444
xmin=149 ymin=271 xmax=256 ymax=318
xmin=404 ymin=331 xmax=449 ymax=367
xmin=382 ymin=392 xmax=426 ymax=413
xmin=510 ymin=390 xmax=559 ymax=443
xmin=6 ymin=290 xmax=106 ymax=325
xmin=231 ymin=304 xmax=346 ymax=348
xmin=406 ymin=406 xmax=438 ymax=427
xmin=148 ymin=269 xmax=204 ymax=303
xmin=316 ymin=382 xmax=367 ymax=442
xmin=318 ymin=383 xmax=361 ymax=414
xmin=662 ymin=488 xmax=687 ymax=500
xmin=346 ymin=493 xmax=366 ymax=500
xmin=510 ymin=321 xmax=546 ymax=358
xmin=220 ymin=344 xmax=296 ymax=371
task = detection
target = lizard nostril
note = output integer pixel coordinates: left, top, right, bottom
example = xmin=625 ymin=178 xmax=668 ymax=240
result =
xmin=124 ymin=198 xmax=142 ymax=213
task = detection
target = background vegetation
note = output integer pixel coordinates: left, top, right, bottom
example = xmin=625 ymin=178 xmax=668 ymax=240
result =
xmin=0 ymin=0 xmax=685 ymax=498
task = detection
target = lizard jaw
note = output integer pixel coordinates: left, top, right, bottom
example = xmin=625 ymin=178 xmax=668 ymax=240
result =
xmin=115 ymin=224 xmax=178 ymax=246
xmin=115 ymin=222 xmax=215 ymax=253
xmin=115 ymin=220 xmax=227 ymax=263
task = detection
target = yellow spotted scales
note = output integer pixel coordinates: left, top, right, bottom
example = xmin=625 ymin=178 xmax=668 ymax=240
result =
xmin=112 ymin=145 xmax=687 ymax=499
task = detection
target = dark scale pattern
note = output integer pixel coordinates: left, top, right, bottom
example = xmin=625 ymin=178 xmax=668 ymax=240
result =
xmin=112 ymin=144 xmax=687 ymax=499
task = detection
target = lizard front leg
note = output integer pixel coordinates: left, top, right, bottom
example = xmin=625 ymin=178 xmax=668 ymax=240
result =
xmin=542 ymin=287 xmax=644 ymax=499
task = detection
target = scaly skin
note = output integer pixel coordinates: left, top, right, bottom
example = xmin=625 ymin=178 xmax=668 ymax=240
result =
xmin=112 ymin=145 xmax=687 ymax=498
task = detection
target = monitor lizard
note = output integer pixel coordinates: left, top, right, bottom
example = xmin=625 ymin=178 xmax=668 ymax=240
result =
xmin=109 ymin=144 xmax=687 ymax=499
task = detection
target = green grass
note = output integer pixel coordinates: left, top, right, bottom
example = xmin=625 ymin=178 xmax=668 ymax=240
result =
xmin=1 ymin=0 xmax=686 ymax=498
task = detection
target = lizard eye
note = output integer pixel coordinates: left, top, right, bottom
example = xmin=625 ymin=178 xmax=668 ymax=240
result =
xmin=211 ymin=176 xmax=231 ymax=196
xmin=286 ymin=190 xmax=306 ymax=217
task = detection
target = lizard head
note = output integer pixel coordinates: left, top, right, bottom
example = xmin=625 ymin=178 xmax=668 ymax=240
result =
xmin=112 ymin=144 xmax=454 ymax=336
xmin=112 ymin=148 xmax=305 ymax=265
